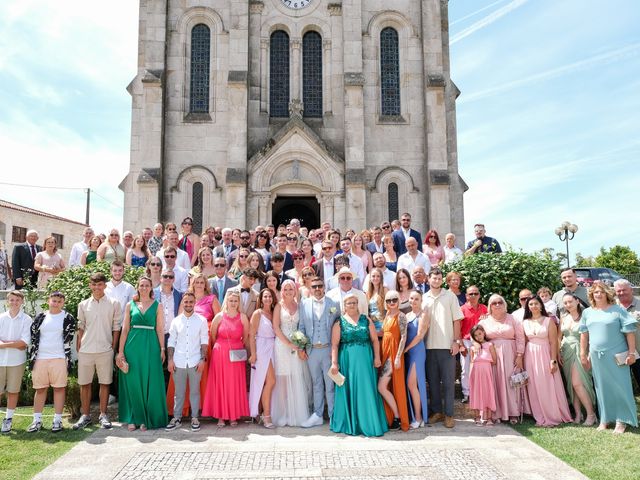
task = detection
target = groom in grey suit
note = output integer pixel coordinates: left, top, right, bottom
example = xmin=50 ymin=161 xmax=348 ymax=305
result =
xmin=298 ymin=276 xmax=341 ymax=427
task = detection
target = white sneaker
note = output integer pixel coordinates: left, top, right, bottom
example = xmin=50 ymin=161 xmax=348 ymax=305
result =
xmin=301 ymin=413 xmax=324 ymax=428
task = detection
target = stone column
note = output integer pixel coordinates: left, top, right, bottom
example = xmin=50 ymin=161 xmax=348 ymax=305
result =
xmin=249 ymin=2 xmax=264 ymax=113
xmin=291 ymin=37 xmax=302 ymax=103
xmin=323 ymin=39 xmax=332 ymax=115
xmin=257 ymin=195 xmax=270 ymax=225
xmin=328 ymin=3 xmax=343 ymax=117
xmin=341 ymin=0 xmax=366 ymax=232
xmin=226 ymin=0 xmax=250 ymax=227
xmin=421 ymin=0 xmax=450 ymax=234
xmin=260 ymin=38 xmax=269 ymax=113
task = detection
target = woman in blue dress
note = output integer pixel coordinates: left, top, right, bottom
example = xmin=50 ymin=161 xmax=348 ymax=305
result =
xmin=404 ymin=290 xmax=429 ymax=429
xmin=330 ymin=294 xmax=388 ymax=437
xmin=126 ymin=235 xmax=150 ymax=268
xmin=382 ymin=235 xmax=398 ymax=272
xmin=579 ymin=283 xmax=637 ymax=434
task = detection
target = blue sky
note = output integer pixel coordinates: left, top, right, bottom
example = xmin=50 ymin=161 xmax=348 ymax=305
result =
xmin=0 ymin=0 xmax=638 ymax=262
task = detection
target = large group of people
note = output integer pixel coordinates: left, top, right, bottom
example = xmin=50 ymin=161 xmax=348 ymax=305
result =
xmin=0 ymin=214 xmax=637 ymax=437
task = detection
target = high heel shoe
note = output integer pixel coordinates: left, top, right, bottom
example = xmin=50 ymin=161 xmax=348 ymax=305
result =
xmin=613 ymin=421 xmax=627 ymax=434
xmin=583 ymin=413 xmax=597 ymax=427
xmin=261 ymin=415 xmax=275 ymax=429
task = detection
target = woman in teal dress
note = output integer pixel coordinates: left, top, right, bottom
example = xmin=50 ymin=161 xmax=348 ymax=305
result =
xmin=559 ymin=293 xmax=596 ymax=425
xmin=117 ymin=276 xmax=168 ymax=431
xmin=330 ymin=293 xmax=388 ymax=437
xmin=579 ymin=283 xmax=637 ymax=434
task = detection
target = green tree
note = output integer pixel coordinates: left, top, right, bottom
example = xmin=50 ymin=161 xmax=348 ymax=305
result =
xmin=442 ymin=250 xmax=563 ymax=311
xmin=575 ymin=252 xmax=596 ymax=267
xmin=593 ymin=245 xmax=640 ymax=276
xmin=45 ymin=262 xmax=145 ymax=318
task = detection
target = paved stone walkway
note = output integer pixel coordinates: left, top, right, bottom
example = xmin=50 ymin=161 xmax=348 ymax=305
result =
xmin=34 ymin=419 xmax=587 ymax=480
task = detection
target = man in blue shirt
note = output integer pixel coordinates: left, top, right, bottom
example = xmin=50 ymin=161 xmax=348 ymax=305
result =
xmin=465 ymin=224 xmax=502 ymax=255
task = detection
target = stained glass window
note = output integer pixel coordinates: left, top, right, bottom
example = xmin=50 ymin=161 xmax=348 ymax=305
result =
xmin=388 ymin=183 xmax=399 ymax=221
xmin=270 ymin=30 xmax=290 ymax=117
xmin=190 ymin=24 xmax=210 ymax=113
xmin=192 ymin=182 xmax=203 ymax=234
xmin=302 ymin=31 xmax=322 ymax=118
xmin=380 ymin=27 xmax=400 ymax=116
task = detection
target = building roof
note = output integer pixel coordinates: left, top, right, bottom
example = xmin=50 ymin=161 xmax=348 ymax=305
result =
xmin=0 ymin=199 xmax=87 ymax=226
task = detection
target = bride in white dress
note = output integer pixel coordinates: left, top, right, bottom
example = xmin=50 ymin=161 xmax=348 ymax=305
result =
xmin=271 ymin=280 xmax=312 ymax=426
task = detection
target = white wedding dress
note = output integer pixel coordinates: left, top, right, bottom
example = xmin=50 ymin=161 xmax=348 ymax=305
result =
xmin=271 ymin=305 xmax=312 ymax=426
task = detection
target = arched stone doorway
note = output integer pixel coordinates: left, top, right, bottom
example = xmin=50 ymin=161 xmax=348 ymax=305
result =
xmin=272 ymin=196 xmax=320 ymax=229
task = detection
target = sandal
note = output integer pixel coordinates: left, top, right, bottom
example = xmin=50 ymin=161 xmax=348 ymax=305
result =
xmin=217 ymin=420 xmax=226 ymax=428
xmin=613 ymin=422 xmax=627 ymax=434
xmin=127 ymin=424 xmax=137 ymax=432
xmin=509 ymin=417 xmax=518 ymax=425
xmin=583 ymin=414 xmax=597 ymax=427
xmin=140 ymin=424 xmax=147 ymax=432
xmin=230 ymin=420 xmax=238 ymax=427
xmin=485 ymin=419 xmax=494 ymax=427
xmin=261 ymin=415 xmax=275 ymax=429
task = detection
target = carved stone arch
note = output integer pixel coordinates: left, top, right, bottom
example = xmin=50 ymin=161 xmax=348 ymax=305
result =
xmin=365 ymin=10 xmax=418 ymax=38
xmin=175 ymin=7 xmax=226 ymax=35
xmin=249 ymin=150 xmax=339 ymax=194
xmin=373 ymin=167 xmax=419 ymax=221
xmin=263 ymin=22 xmax=293 ymax=37
xmin=170 ymin=166 xmax=223 ymax=229
xmin=300 ymin=18 xmax=331 ymax=39
xmin=171 ymin=165 xmax=219 ymax=193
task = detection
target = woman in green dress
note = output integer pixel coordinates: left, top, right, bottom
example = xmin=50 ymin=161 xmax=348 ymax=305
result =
xmin=117 ymin=276 xmax=167 ymax=431
xmin=330 ymin=293 xmax=388 ymax=437
xmin=579 ymin=283 xmax=637 ymax=434
xmin=81 ymin=235 xmax=102 ymax=266
xmin=559 ymin=293 xmax=596 ymax=425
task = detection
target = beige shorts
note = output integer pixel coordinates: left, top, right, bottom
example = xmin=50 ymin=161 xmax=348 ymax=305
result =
xmin=0 ymin=363 xmax=26 ymax=394
xmin=77 ymin=351 xmax=114 ymax=385
xmin=32 ymin=358 xmax=68 ymax=389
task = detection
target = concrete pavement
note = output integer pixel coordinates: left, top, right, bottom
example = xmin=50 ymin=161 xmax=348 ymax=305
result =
xmin=33 ymin=419 xmax=588 ymax=480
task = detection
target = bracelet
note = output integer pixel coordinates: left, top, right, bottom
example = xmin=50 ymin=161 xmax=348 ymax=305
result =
xmin=550 ymin=360 xmax=557 ymax=365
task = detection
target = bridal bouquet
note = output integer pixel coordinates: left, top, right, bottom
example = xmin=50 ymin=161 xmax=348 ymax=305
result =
xmin=290 ymin=330 xmax=310 ymax=353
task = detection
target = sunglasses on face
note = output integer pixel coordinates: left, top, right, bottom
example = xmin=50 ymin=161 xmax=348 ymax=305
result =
xmin=240 ymin=236 xmax=250 ymax=240
xmin=162 ymin=275 xmax=174 ymax=279
xmin=467 ymin=292 xmax=480 ymax=296
xmin=182 ymin=222 xmax=192 ymax=226
xmin=385 ymin=298 xmax=399 ymax=304
xmin=239 ymin=255 xmax=248 ymax=259
xmin=164 ymin=255 xmax=176 ymax=259
xmin=339 ymin=276 xmax=352 ymax=281
xmin=311 ymin=284 xmax=324 ymax=290
xmin=150 ymin=263 xmax=162 ymax=267
xmin=215 ymin=264 xmax=226 ymax=267
xmin=490 ymin=301 xmax=504 ymax=306
xmin=344 ymin=301 xmax=358 ymax=306
xmin=322 ymin=247 xmax=332 ymax=251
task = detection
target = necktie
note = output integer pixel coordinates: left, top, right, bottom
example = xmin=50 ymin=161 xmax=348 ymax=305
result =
xmin=218 ymin=279 xmax=225 ymax=302
xmin=225 ymin=244 xmax=230 ymax=256
xmin=30 ymin=244 xmax=36 ymax=260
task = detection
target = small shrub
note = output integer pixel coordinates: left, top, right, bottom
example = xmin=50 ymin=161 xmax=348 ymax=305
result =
xmin=442 ymin=250 xmax=563 ymax=310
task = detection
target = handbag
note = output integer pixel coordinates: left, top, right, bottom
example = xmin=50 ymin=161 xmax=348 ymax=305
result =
xmin=229 ymin=348 xmax=248 ymax=362
xmin=327 ymin=368 xmax=345 ymax=387
xmin=117 ymin=358 xmax=129 ymax=374
xmin=509 ymin=368 xmax=529 ymax=388
xmin=614 ymin=350 xmax=640 ymax=366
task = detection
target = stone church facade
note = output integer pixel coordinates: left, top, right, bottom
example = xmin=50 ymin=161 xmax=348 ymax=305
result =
xmin=120 ymin=0 xmax=466 ymax=238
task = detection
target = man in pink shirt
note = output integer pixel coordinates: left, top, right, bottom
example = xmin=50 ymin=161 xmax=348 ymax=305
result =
xmin=459 ymin=285 xmax=488 ymax=404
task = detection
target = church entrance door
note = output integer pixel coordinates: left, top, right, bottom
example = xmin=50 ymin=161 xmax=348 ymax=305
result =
xmin=272 ymin=196 xmax=320 ymax=229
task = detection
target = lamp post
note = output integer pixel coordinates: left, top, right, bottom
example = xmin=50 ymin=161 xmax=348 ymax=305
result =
xmin=555 ymin=221 xmax=578 ymax=268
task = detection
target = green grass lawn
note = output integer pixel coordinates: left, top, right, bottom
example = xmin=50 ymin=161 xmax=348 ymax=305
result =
xmin=511 ymin=396 xmax=640 ymax=480
xmin=0 ymin=407 xmax=96 ymax=480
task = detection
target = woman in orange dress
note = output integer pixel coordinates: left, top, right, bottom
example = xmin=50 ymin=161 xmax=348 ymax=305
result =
xmin=377 ymin=290 xmax=409 ymax=431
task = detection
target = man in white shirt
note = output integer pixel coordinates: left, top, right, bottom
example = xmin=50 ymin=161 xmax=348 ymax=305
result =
xmin=443 ymin=233 xmax=463 ymax=264
xmin=105 ymin=261 xmax=136 ymax=317
xmin=422 ymin=268 xmax=463 ymax=429
xmin=511 ymin=289 xmax=532 ymax=323
xmin=397 ymin=237 xmax=430 ymax=274
xmin=165 ymin=292 xmax=208 ymax=432
xmin=362 ymin=253 xmax=396 ymax=291
xmin=327 ymin=267 xmax=367 ymax=315
xmin=68 ymin=227 xmax=95 ymax=267
xmin=339 ymin=237 xmax=365 ymax=283
xmin=0 ymin=291 xmax=33 ymax=433
xmin=158 ymin=232 xmax=191 ymax=270
xmin=160 ymin=247 xmax=189 ymax=292
xmin=73 ymin=273 xmax=121 ymax=430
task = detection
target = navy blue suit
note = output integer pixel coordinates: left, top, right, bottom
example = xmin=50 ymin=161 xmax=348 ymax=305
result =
xmin=392 ymin=229 xmax=422 ymax=256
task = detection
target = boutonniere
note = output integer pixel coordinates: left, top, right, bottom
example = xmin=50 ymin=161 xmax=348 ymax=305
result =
xmin=330 ymin=307 xmax=337 ymax=314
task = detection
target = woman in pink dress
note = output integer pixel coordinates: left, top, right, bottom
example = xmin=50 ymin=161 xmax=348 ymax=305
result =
xmin=422 ymin=229 xmax=445 ymax=268
xmin=469 ymin=325 xmax=497 ymax=426
xmin=248 ymin=288 xmax=277 ymax=428
xmin=522 ymin=295 xmax=572 ymax=427
xmin=34 ymin=236 xmax=65 ymax=289
xmin=202 ymin=290 xmax=250 ymax=426
xmin=352 ymin=233 xmax=373 ymax=273
xmin=478 ymin=294 xmax=525 ymax=424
